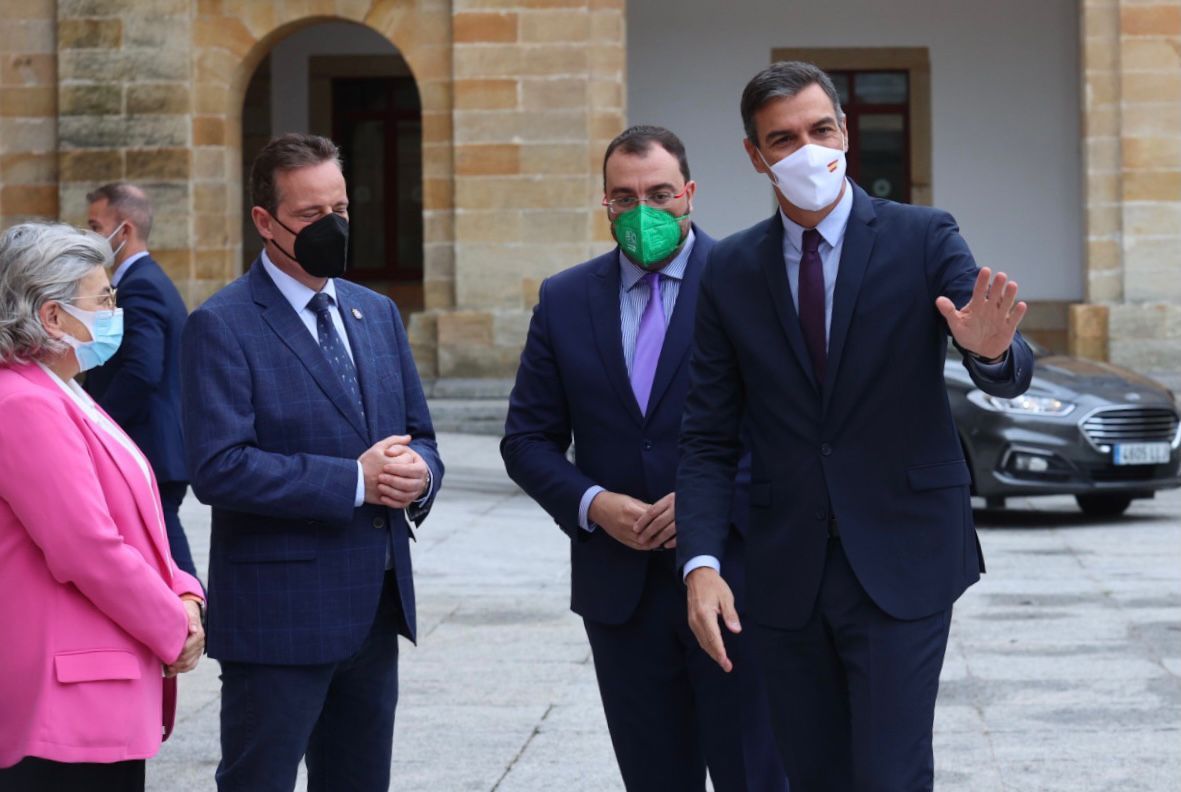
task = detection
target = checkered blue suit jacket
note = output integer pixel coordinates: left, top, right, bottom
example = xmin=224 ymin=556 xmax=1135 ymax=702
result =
xmin=181 ymin=260 xmax=442 ymax=664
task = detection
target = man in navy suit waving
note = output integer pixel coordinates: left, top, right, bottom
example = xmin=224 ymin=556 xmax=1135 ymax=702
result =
xmin=84 ymin=182 xmax=198 ymax=578
xmin=182 ymin=133 xmax=443 ymax=792
xmin=678 ymin=62 xmax=1035 ymax=791
xmin=503 ymin=126 xmax=786 ymax=791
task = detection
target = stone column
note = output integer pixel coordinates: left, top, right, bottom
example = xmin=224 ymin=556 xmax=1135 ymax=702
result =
xmin=437 ymin=0 xmax=626 ymax=380
xmin=1078 ymin=0 xmax=1181 ymax=389
xmin=0 ymin=0 xmax=57 ymax=229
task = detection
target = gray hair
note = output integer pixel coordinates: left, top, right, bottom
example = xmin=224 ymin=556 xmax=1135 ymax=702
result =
xmin=0 ymin=222 xmax=112 ymax=364
xmin=740 ymin=61 xmax=845 ymax=146
xmin=87 ymin=182 xmax=154 ymax=241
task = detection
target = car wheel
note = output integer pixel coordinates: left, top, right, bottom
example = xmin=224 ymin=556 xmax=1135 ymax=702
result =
xmin=1075 ymin=494 xmax=1133 ymax=517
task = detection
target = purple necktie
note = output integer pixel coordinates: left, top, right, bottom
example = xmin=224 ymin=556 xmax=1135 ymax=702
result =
xmin=799 ymin=229 xmax=827 ymax=384
xmin=631 ymin=272 xmax=665 ymax=414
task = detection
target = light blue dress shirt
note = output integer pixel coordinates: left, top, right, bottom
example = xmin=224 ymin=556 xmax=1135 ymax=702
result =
xmin=260 ymin=251 xmax=368 ymax=508
xmin=260 ymin=251 xmax=433 ymax=569
xmin=577 ymin=230 xmax=696 ymax=532
xmin=111 ymin=250 xmax=149 ymax=287
xmin=780 ymin=179 xmax=854 ymax=343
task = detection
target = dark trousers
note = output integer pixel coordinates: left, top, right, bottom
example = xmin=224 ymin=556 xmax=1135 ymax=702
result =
xmin=158 ymin=480 xmax=198 ymax=580
xmin=584 ymin=553 xmax=789 ymax=792
xmin=749 ymin=539 xmax=952 ymax=792
xmin=0 ymin=757 xmax=144 ymax=792
xmin=215 ymin=572 xmax=402 ymax=792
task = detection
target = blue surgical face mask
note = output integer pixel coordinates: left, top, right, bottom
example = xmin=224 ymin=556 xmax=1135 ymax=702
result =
xmin=58 ymin=302 xmax=124 ymax=371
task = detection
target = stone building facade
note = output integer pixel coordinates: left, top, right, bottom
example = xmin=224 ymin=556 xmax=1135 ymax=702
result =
xmin=1076 ymin=0 xmax=1181 ymax=387
xmin=0 ymin=0 xmax=1177 ymax=387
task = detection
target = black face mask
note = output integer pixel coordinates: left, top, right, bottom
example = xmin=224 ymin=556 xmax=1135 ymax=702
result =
xmin=268 ymin=212 xmax=349 ymax=279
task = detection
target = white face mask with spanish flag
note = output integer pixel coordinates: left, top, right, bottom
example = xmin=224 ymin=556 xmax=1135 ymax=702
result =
xmin=760 ymin=143 xmax=847 ymax=212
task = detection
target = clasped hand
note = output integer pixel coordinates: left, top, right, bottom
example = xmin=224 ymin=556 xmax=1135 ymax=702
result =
xmin=360 ymin=435 xmax=430 ymax=508
xmin=935 ymin=267 xmax=1028 ymax=361
xmin=589 ymin=491 xmax=676 ymax=551
xmin=164 ymin=598 xmax=204 ymax=678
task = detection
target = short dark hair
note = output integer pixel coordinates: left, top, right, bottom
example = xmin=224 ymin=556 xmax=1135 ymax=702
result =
xmin=86 ymin=182 xmax=154 ymax=241
xmin=249 ymin=133 xmax=342 ymax=216
xmin=740 ymin=61 xmax=845 ymax=146
xmin=602 ymin=125 xmax=691 ymax=187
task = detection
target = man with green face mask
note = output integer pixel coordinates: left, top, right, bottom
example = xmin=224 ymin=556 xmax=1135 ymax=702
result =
xmin=502 ymin=126 xmax=787 ymax=791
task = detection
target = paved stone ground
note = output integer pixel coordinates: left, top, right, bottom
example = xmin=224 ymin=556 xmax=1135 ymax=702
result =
xmin=148 ymin=433 xmax=1181 ymax=791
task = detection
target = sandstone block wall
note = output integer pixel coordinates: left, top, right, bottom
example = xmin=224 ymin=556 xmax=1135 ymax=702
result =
xmin=1080 ymin=0 xmax=1181 ymax=389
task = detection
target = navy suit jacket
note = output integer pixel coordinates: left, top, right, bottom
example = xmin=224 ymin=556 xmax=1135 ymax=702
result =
xmin=502 ymin=227 xmax=750 ymax=626
xmin=181 ymin=260 xmax=442 ymax=664
xmin=677 ymin=184 xmax=1034 ymax=630
xmin=84 ymin=255 xmax=188 ymax=483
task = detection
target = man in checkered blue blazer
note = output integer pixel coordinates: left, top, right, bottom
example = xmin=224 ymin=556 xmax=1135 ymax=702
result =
xmin=181 ymin=133 xmax=443 ymax=792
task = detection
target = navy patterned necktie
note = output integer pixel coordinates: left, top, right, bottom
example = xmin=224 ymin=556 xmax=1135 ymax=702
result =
xmin=799 ymin=228 xmax=827 ymax=384
xmin=306 ymin=292 xmax=365 ymax=421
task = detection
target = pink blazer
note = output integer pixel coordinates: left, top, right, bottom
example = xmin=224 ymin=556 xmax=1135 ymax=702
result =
xmin=0 ymin=362 xmax=202 ymax=767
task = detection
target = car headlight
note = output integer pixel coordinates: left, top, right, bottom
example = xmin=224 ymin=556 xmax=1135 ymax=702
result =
xmin=966 ymin=390 xmax=1076 ymax=416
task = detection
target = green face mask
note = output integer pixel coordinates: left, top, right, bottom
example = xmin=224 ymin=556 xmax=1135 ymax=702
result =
xmin=612 ymin=205 xmax=689 ymax=268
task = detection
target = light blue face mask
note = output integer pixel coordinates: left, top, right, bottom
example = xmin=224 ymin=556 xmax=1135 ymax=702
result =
xmin=58 ymin=301 xmax=124 ymax=371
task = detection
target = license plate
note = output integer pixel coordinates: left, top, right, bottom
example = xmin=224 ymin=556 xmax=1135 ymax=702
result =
xmin=1113 ymin=442 xmax=1171 ymax=465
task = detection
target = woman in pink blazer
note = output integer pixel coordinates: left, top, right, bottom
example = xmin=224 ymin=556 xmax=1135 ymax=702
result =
xmin=0 ymin=223 xmax=205 ymax=792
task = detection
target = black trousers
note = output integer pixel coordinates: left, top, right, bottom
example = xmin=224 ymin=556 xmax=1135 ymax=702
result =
xmin=0 ymin=756 xmax=145 ymax=792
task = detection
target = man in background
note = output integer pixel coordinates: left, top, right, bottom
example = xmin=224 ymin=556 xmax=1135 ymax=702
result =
xmin=86 ymin=182 xmax=197 ymax=579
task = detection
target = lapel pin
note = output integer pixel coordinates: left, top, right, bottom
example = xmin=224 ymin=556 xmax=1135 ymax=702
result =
xmin=352 ymin=308 xmax=363 ymax=320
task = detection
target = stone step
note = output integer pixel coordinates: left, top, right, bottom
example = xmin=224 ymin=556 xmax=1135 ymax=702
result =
xmin=426 ymin=397 xmax=508 ymax=436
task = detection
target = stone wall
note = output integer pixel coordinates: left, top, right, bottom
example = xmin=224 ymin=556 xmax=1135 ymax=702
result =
xmin=0 ymin=0 xmax=626 ymax=381
xmin=2 ymin=1 xmax=1173 ymax=386
xmin=55 ymin=0 xmax=197 ymax=303
xmin=0 ymin=0 xmax=57 ymax=228
xmin=438 ymin=0 xmax=625 ymax=378
xmin=1079 ymin=0 xmax=1181 ymax=389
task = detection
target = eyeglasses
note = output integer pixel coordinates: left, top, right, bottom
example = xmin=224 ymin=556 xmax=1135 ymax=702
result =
xmin=68 ymin=288 xmax=118 ymax=310
xmin=602 ymin=187 xmax=690 ymax=215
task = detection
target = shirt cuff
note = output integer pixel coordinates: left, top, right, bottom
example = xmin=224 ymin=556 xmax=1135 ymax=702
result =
xmin=354 ymin=460 xmax=365 ymax=508
xmin=968 ymin=348 xmax=1010 ymax=377
xmin=682 ymin=555 xmax=721 ymax=581
xmin=413 ymin=467 xmax=434 ymax=506
xmin=578 ymin=485 xmax=605 ymax=532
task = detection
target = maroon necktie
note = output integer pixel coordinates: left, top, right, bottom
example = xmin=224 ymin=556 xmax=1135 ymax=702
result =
xmin=799 ymin=229 xmax=827 ymax=384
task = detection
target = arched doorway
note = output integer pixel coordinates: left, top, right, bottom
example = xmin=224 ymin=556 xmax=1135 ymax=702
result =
xmin=240 ymin=20 xmax=424 ymax=315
